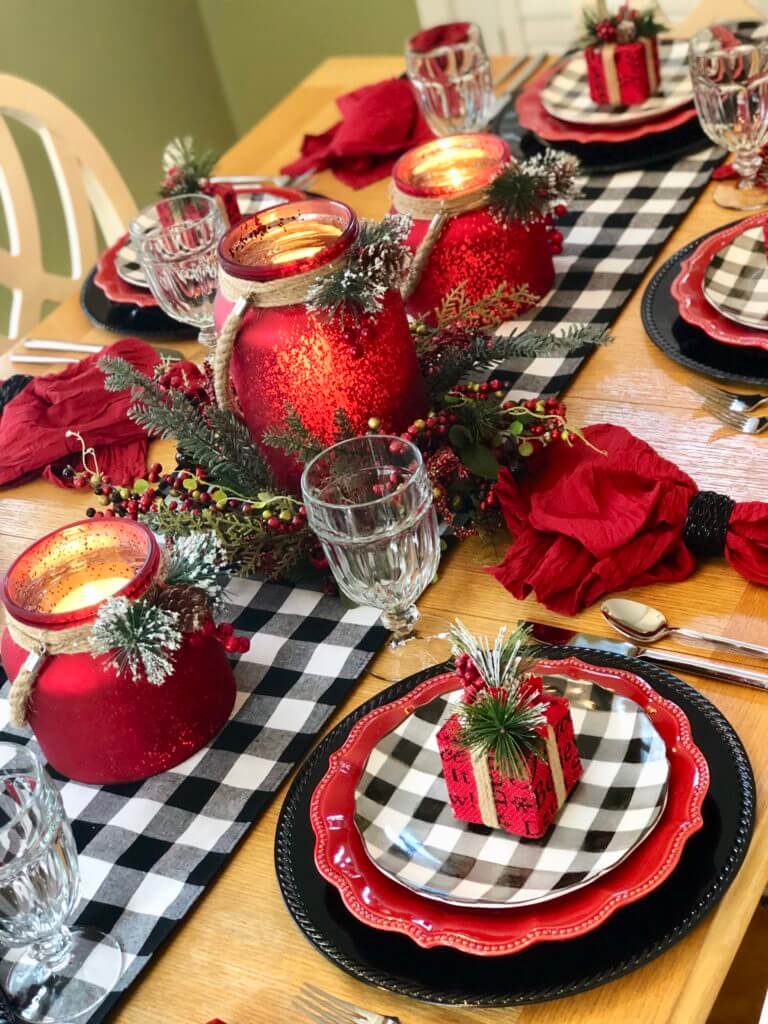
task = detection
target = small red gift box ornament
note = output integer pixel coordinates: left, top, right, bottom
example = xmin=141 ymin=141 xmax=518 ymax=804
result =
xmin=0 ymin=519 xmax=238 ymax=785
xmin=391 ymin=134 xmax=579 ymax=325
xmin=582 ymin=3 xmax=664 ymax=106
xmin=437 ymin=621 xmax=583 ymax=839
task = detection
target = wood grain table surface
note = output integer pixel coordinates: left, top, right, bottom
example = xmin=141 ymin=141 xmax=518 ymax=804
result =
xmin=1 ymin=2 xmax=767 ymax=1020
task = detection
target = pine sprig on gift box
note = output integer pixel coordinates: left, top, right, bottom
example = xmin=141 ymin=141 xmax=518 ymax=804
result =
xmin=164 ymin=533 xmax=227 ymax=598
xmin=306 ymin=215 xmax=412 ymax=319
xmin=90 ymin=596 xmax=182 ymax=686
xmin=451 ymin=619 xmax=536 ymax=690
xmin=488 ymin=151 xmax=581 ymax=223
xmin=100 ymin=357 xmax=273 ymax=496
xmin=417 ymin=322 xmax=610 ymax=401
xmin=582 ymin=5 xmax=666 ymax=45
xmin=452 ymin=620 xmax=546 ymax=778
xmin=457 ymin=689 xmax=546 ymax=778
xmin=160 ymin=136 xmax=218 ymax=197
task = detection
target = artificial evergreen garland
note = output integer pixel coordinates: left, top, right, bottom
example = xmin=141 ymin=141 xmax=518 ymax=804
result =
xmin=451 ymin=620 xmax=547 ymax=779
xmin=582 ymin=3 xmax=666 ymax=45
xmin=88 ymin=296 xmax=607 ymax=577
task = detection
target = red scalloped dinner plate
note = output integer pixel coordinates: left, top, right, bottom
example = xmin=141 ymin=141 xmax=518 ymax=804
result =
xmin=671 ymin=213 xmax=768 ymax=352
xmin=94 ymin=234 xmax=158 ymax=307
xmin=516 ymin=60 xmax=697 ymax=144
xmin=310 ymin=657 xmax=708 ymax=955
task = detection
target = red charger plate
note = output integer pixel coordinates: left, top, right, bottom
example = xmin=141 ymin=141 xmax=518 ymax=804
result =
xmin=671 ymin=212 xmax=768 ymax=352
xmin=516 ymin=61 xmax=697 ymax=144
xmin=310 ymin=657 xmax=708 ymax=955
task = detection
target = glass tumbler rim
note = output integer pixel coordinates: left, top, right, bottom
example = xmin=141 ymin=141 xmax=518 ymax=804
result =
xmin=407 ymin=49 xmax=491 ymax=85
xmin=0 ymin=743 xmax=45 ymax=843
xmin=300 ymin=434 xmax=425 ymax=512
xmin=689 ymin=29 xmax=768 ymax=64
xmin=129 ymin=192 xmax=221 ymax=249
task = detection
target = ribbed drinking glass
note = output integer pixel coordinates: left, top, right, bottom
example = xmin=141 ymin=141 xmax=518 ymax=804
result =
xmin=0 ymin=743 xmax=121 ymax=1022
xmin=689 ymin=29 xmax=768 ymax=209
xmin=130 ymin=193 xmax=224 ymax=346
xmin=406 ymin=25 xmax=494 ymax=135
xmin=301 ymin=436 xmax=440 ymax=644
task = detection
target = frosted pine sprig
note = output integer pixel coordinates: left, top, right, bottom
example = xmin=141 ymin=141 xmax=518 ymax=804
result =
xmin=450 ymin=619 xmax=535 ymax=692
xmin=164 ymin=532 xmax=228 ymax=598
xmin=90 ymin=597 xmax=182 ymax=686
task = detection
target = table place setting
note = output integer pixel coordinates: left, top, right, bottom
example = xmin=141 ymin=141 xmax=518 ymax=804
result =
xmin=2 ymin=4 xmax=768 ymax=1022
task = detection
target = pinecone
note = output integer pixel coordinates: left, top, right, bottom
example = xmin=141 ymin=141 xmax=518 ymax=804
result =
xmin=616 ymin=18 xmax=637 ymax=43
xmin=155 ymin=584 xmax=210 ymax=633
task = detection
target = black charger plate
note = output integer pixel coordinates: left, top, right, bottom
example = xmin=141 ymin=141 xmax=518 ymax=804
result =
xmin=642 ymin=227 xmax=768 ymax=386
xmin=80 ymin=268 xmax=197 ymax=340
xmin=275 ymin=648 xmax=754 ymax=1007
xmin=491 ymin=97 xmax=711 ymax=173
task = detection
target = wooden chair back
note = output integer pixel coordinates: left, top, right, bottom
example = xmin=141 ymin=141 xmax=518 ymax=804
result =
xmin=0 ymin=73 xmax=136 ymax=341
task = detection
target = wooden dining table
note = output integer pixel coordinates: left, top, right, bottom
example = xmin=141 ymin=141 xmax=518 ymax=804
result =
xmin=2 ymin=1 xmax=768 ymax=1020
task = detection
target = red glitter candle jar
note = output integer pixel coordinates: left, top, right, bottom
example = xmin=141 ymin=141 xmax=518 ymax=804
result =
xmin=392 ymin=134 xmax=556 ymax=324
xmin=213 ymin=198 xmax=426 ymax=488
xmin=0 ymin=519 xmax=235 ymax=785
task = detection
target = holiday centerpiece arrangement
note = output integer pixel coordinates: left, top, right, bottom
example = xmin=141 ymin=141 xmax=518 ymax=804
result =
xmin=0 ymin=521 xmax=244 ymax=784
xmin=582 ymin=3 xmax=665 ymax=106
xmin=438 ymin=621 xmax=583 ymax=838
xmin=391 ymin=134 xmax=580 ymax=323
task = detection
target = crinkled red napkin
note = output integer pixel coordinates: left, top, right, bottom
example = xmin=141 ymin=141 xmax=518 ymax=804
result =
xmin=408 ymin=22 xmax=472 ymax=52
xmin=0 ymin=337 xmax=159 ymax=489
xmin=281 ymin=77 xmax=433 ymax=189
xmin=490 ymin=423 xmax=768 ymax=614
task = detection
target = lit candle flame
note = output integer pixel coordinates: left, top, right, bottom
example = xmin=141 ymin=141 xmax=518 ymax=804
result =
xmin=52 ymin=577 xmax=130 ymax=614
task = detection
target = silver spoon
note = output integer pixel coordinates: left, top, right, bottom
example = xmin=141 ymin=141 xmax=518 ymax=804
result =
xmin=601 ymin=597 xmax=768 ymax=661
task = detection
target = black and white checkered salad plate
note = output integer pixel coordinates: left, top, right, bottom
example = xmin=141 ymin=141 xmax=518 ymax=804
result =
xmin=540 ymin=38 xmax=692 ymax=127
xmin=116 ymin=190 xmax=295 ymax=287
xmin=703 ymin=221 xmax=768 ymax=332
xmin=354 ymin=670 xmax=669 ymax=909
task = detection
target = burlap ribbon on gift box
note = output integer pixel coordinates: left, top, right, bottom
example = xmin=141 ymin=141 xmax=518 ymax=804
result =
xmin=470 ymin=724 xmax=566 ymax=829
xmin=600 ymin=37 xmax=659 ymax=106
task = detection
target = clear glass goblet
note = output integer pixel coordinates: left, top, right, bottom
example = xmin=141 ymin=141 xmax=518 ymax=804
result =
xmin=130 ymin=193 xmax=224 ymax=347
xmin=301 ymin=435 xmax=441 ymax=646
xmin=405 ymin=23 xmax=494 ymax=136
xmin=689 ymin=29 xmax=768 ymax=210
xmin=0 ymin=743 xmax=121 ymax=1022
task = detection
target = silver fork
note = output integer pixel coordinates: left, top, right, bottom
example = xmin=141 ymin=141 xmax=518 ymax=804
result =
xmin=294 ymin=983 xmax=400 ymax=1024
xmin=702 ymin=397 xmax=768 ymax=434
xmin=690 ymin=381 xmax=768 ymax=414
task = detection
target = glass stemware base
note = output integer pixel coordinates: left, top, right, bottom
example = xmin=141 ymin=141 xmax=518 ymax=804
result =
xmin=712 ymin=179 xmax=768 ymax=211
xmin=7 ymin=926 xmax=122 ymax=1023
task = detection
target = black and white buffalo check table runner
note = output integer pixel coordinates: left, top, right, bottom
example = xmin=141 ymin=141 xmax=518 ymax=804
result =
xmin=489 ymin=144 xmax=722 ymax=399
xmin=0 ymin=576 xmax=387 ymax=1021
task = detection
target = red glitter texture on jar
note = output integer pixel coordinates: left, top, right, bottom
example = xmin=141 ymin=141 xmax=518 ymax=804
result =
xmin=214 ymin=198 xmax=426 ymax=488
xmin=392 ymin=134 xmax=554 ymax=325
xmin=0 ymin=519 xmax=235 ymax=785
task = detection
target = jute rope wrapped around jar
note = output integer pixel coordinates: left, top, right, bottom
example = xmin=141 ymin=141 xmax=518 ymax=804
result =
xmin=213 ymin=256 xmax=346 ymax=412
xmin=391 ymin=178 xmax=497 ymax=299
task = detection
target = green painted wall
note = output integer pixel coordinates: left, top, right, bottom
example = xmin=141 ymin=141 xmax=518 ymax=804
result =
xmin=197 ymin=0 xmax=419 ymax=136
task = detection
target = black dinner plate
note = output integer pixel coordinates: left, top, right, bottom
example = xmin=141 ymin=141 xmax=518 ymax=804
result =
xmin=642 ymin=226 xmax=768 ymax=386
xmin=275 ymin=648 xmax=754 ymax=1007
xmin=491 ymin=97 xmax=711 ymax=173
xmin=80 ymin=268 xmax=199 ymax=340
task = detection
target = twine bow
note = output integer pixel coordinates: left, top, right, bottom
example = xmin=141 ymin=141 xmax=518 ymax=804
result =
xmin=472 ymin=724 xmax=566 ymax=829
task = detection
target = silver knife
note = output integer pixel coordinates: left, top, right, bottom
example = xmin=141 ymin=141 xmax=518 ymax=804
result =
xmin=522 ymin=620 xmax=768 ymax=694
xmin=18 ymin=340 xmax=183 ymax=361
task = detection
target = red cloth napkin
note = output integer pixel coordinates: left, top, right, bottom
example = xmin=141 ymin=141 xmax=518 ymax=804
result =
xmin=490 ymin=423 xmax=768 ymax=614
xmin=280 ymin=77 xmax=433 ymax=189
xmin=408 ymin=22 xmax=472 ymax=52
xmin=0 ymin=338 xmax=159 ymax=489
